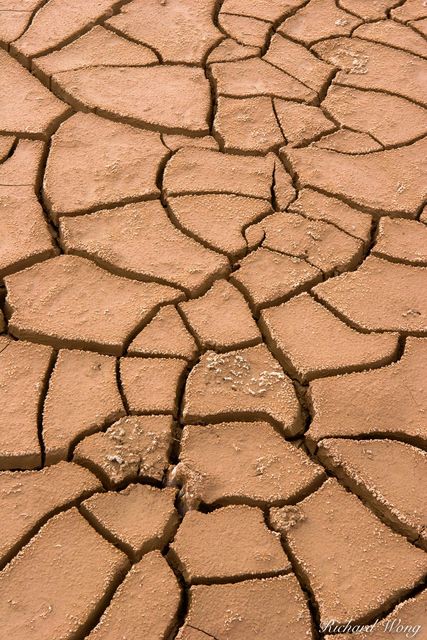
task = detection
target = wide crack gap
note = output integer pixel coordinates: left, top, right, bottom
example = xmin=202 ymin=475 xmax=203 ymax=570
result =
xmin=36 ymin=348 xmax=57 ymax=468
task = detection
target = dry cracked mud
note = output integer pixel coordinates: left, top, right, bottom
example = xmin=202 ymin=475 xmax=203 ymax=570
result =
xmin=0 ymin=1 xmax=426 ymax=638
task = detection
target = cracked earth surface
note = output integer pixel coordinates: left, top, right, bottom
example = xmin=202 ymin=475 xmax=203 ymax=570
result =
xmin=0 ymin=0 xmax=426 ymax=638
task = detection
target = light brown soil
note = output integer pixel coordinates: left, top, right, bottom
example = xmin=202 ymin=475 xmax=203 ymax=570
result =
xmin=0 ymin=3 xmax=426 ymax=638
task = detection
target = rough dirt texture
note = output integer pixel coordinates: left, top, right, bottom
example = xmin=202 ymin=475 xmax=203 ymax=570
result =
xmin=0 ymin=1 xmax=426 ymax=638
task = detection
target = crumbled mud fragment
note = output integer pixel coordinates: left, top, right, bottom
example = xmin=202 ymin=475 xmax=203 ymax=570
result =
xmin=183 ymin=344 xmax=302 ymax=436
xmin=74 ymin=415 xmax=173 ymax=488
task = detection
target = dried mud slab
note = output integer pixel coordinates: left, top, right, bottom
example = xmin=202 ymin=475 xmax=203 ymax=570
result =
xmin=0 ymin=461 xmax=100 ymax=567
xmin=211 ymin=57 xmax=316 ymax=102
xmin=164 ymin=147 xmax=274 ymax=199
xmin=313 ymin=129 xmax=382 ymax=154
xmin=43 ymin=113 xmax=167 ymax=218
xmin=183 ymin=344 xmax=302 ymax=436
xmin=0 ymin=49 xmax=69 ymax=138
xmin=260 ymin=293 xmax=399 ymax=382
xmin=0 ymin=186 xmax=57 ymax=278
xmin=120 ymin=357 xmax=187 ymax=415
xmin=353 ymin=20 xmax=427 ymax=59
xmin=0 ymin=508 xmax=129 ymax=640
xmin=264 ymin=34 xmax=334 ymax=94
xmin=338 ymin=0 xmax=400 ymax=20
xmin=169 ymin=505 xmax=290 ymax=583
xmin=33 ymin=25 xmax=158 ymax=84
xmin=214 ymin=96 xmax=284 ymax=153
xmin=373 ymin=218 xmax=427 ymax=265
xmin=206 ymin=38 xmax=260 ymax=64
xmin=314 ymin=256 xmax=427 ymax=333
xmin=325 ymin=588 xmax=427 ymax=639
xmin=52 ymin=65 xmax=211 ymax=133
xmin=59 ymin=201 xmax=229 ymax=295
xmin=314 ymin=37 xmax=427 ymax=106
xmin=278 ymin=0 xmax=361 ymax=45
xmin=218 ymin=14 xmax=270 ymax=48
xmin=177 ymin=573 xmax=314 ymax=640
xmin=73 ymin=415 xmax=173 ymax=488
xmin=179 ymin=280 xmax=260 ymax=351
xmin=317 ymin=438 xmax=427 ymax=548
xmin=274 ymin=100 xmax=335 ymax=147
xmin=246 ymin=211 xmax=364 ymax=276
xmin=221 ymin=0 xmax=306 ymax=22
xmin=0 ymin=340 xmax=53 ymax=470
xmin=0 ymin=9 xmax=31 ymax=46
xmin=270 ymin=479 xmax=427 ymax=626
xmin=307 ymin=337 xmax=427 ymax=448
xmin=5 ymin=255 xmax=182 ymax=355
xmin=0 ymin=138 xmax=45 ymax=187
xmin=286 ymin=137 xmax=427 ymax=216
xmin=288 ymin=188 xmax=372 ymax=244
xmin=81 ymin=484 xmax=178 ymax=561
xmin=87 ymin=550 xmax=181 ymax=640
xmin=107 ymin=0 xmax=221 ymax=64
xmin=391 ymin=0 xmax=427 ymax=23
xmin=11 ymin=0 xmax=117 ymax=60
xmin=43 ymin=349 xmax=125 ymax=464
xmin=0 ymin=136 xmax=57 ymax=278
xmin=322 ymin=85 xmax=427 ymax=147
xmin=230 ymin=248 xmax=322 ymax=310
xmin=167 ymin=194 xmax=271 ymax=258
xmin=128 ymin=306 xmax=198 ymax=360
xmin=173 ymin=421 xmax=324 ymax=509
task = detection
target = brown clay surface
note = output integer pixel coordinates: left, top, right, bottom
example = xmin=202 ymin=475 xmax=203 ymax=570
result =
xmin=0 ymin=461 xmax=100 ymax=566
xmin=0 ymin=340 xmax=53 ymax=470
xmin=307 ymin=338 xmax=427 ymax=448
xmin=0 ymin=508 xmax=129 ymax=640
xmin=74 ymin=415 xmax=173 ymax=488
xmin=120 ymin=356 xmax=187 ymax=415
xmin=169 ymin=504 xmax=290 ymax=583
xmin=81 ymin=484 xmax=178 ymax=561
xmin=1 ymin=3 xmax=426 ymax=637
xmin=43 ymin=349 xmax=125 ymax=464
xmin=317 ymin=438 xmax=427 ymax=548
xmin=183 ymin=344 xmax=302 ymax=436
xmin=178 ymin=573 xmax=314 ymax=639
xmin=325 ymin=589 xmax=427 ymax=639
xmin=260 ymin=293 xmax=399 ymax=381
xmin=179 ymin=280 xmax=261 ymax=350
xmin=87 ymin=550 xmax=181 ymax=640
xmin=173 ymin=421 xmax=324 ymax=509
xmin=270 ymin=479 xmax=427 ymax=626
xmin=128 ymin=305 xmax=198 ymax=360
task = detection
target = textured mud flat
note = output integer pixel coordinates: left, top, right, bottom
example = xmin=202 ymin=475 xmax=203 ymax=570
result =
xmin=0 ymin=0 xmax=426 ymax=638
